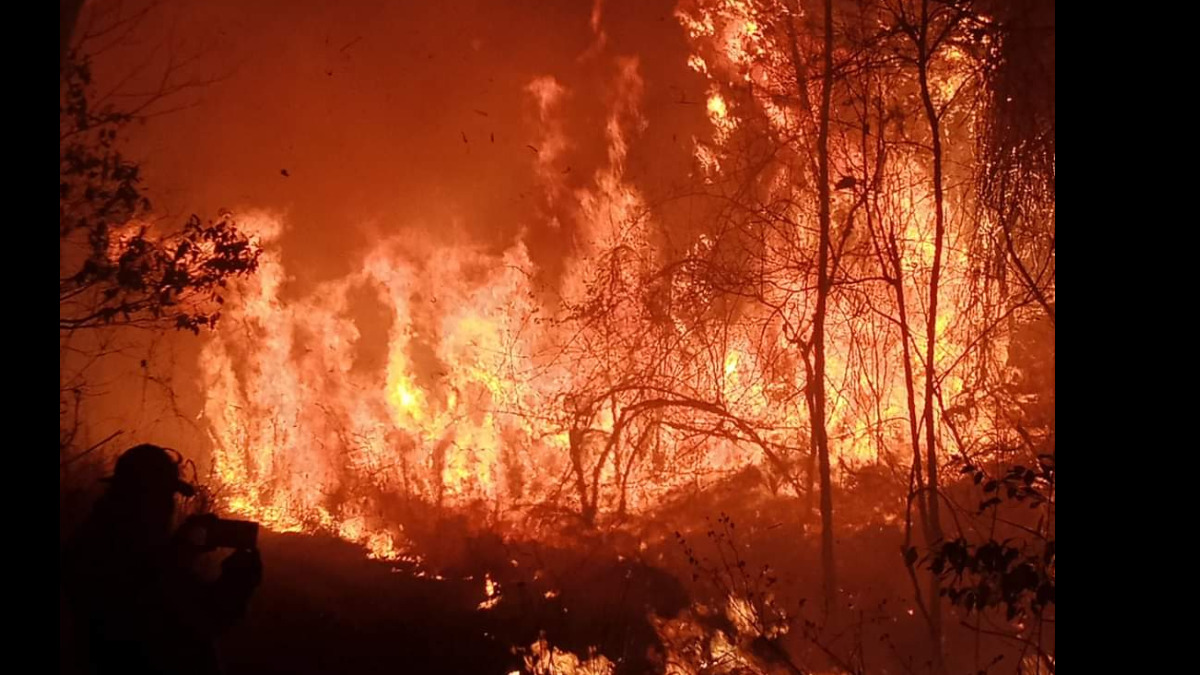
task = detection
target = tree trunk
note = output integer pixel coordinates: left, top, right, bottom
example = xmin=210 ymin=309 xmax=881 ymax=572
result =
xmin=915 ymin=0 xmax=948 ymax=664
xmin=812 ymin=0 xmax=837 ymax=611
xmin=569 ymin=428 xmax=595 ymax=525
xmin=784 ymin=2 xmax=835 ymax=608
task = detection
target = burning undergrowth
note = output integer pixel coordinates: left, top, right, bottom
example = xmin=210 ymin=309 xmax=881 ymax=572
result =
xmin=212 ymin=464 xmax=965 ymax=675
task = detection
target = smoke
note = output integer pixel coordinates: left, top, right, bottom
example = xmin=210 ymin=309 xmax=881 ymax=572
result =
xmin=73 ymin=0 xmax=714 ymax=465
xmin=88 ymin=0 xmax=709 ymax=289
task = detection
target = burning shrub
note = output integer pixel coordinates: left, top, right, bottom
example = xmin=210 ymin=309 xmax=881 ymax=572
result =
xmin=516 ymin=634 xmax=616 ymax=675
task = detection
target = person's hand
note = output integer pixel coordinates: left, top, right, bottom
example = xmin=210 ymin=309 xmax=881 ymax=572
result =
xmin=221 ymin=547 xmax=263 ymax=591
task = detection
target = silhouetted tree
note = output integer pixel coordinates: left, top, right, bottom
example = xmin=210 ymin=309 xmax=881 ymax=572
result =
xmin=59 ymin=46 xmax=260 ymax=460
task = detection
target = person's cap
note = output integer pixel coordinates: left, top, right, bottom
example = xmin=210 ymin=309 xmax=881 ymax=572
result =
xmin=102 ymin=444 xmax=196 ymax=497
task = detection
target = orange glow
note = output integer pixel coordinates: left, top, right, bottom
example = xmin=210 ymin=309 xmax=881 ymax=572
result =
xmin=188 ymin=0 xmax=1032 ymax=576
xmin=63 ymin=1 xmax=1053 ymax=671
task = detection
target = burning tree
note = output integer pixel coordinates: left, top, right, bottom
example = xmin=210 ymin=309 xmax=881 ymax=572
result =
xmin=670 ymin=0 xmax=1053 ymax=668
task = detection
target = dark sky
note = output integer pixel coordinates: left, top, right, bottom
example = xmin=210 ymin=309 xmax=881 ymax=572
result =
xmin=89 ymin=0 xmax=710 ymax=290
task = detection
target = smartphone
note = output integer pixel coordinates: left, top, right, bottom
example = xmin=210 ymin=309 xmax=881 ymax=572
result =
xmin=205 ymin=518 xmax=259 ymax=550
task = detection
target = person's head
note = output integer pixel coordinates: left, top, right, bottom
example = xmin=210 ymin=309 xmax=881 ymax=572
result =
xmin=101 ymin=444 xmax=195 ymax=535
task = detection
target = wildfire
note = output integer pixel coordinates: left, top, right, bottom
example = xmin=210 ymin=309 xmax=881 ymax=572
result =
xmin=196 ymin=0 xmax=1023 ymax=573
xmin=61 ymin=0 xmax=1054 ymax=671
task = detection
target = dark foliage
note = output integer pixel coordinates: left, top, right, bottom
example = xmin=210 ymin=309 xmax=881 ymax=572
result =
xmin=914 ymin=454 xmax=1055 ymax=623
xmin=59 ymin=53 xmax=261 ymax=335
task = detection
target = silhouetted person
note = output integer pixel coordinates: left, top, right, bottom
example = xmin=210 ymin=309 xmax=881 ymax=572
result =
xmin=62 ymin=444 xmax=262 ymax=675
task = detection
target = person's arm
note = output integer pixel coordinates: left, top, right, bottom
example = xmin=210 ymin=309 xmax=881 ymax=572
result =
xmin=210 ymin=548 xmax=263 ymax=630
xmin=162 ymin=540 xmax=262 ymax=637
